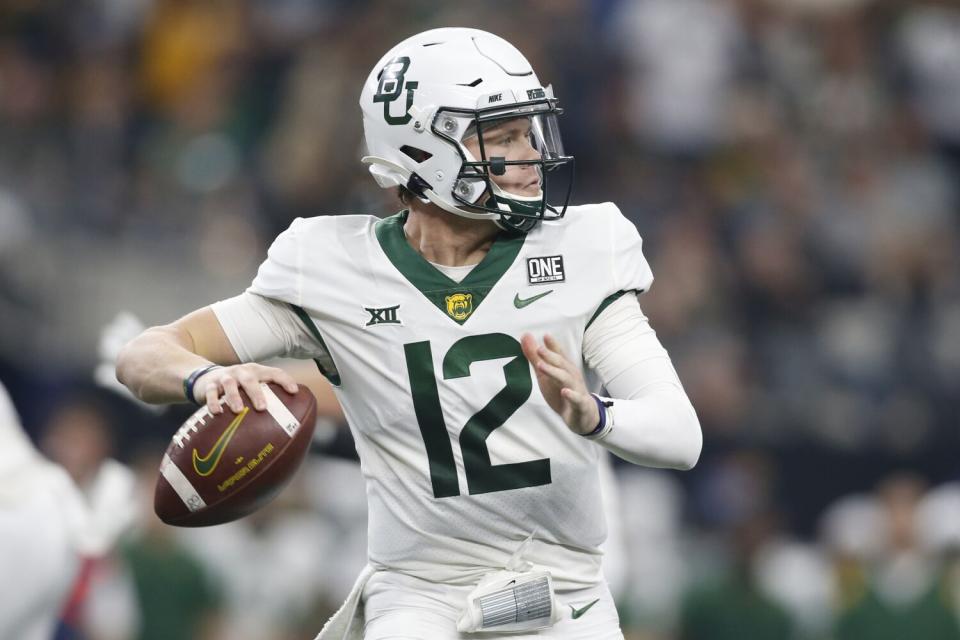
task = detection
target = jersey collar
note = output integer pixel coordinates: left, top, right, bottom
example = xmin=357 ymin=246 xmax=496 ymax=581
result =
xmin=374 ymin=211 xmax=526 ymax=325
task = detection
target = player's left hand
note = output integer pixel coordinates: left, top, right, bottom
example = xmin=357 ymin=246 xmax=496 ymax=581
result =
xmin=521 ymin=333 xmax=599 ymax=436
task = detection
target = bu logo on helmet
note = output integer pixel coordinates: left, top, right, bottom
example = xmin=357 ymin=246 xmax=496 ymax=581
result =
xmin=373 ymin=57 xmax=419 ymax=125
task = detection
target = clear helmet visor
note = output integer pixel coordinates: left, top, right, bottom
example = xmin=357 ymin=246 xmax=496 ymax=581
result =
xmin=455 ymin=106 xmax=567 ymax=200
xmin=527 ymin=110 xmax=565 ymax=162
xmin=464 ymin=102 xmax=566 ymax=165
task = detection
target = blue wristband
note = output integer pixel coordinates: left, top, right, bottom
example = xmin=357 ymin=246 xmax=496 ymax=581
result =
xmin=583 ymin=394 xmax=607 ymax=437
xmin=183 ymin=364 xmax=221 ymax=406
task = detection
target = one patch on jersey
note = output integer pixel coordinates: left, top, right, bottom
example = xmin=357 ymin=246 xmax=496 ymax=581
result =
xmin=363 ymin=304 xmax=402 ymax=327
xmin=526 ymin=255 xmax=565 ymax=285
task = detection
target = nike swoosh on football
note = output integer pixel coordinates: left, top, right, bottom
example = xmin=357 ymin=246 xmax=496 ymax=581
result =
xmin=193 ymin=406 xmax=249 ymax=477
xmin=570 ymin=599 xmax=599 ymax=620
xmin=513 ymin=289 xmax=554 ymax=309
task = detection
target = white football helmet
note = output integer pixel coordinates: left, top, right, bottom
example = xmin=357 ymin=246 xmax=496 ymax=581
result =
xmin=360 ymin=28 xmax=574 ymax=233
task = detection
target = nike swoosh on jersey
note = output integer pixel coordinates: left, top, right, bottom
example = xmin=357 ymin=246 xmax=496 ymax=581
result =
xmin=570 ymin=599 xmax=599 ymax=620
xmin=513 ymin=290 xmax=554 ymax=309
xmin=193 ymin=406 xmax=249 ymax=477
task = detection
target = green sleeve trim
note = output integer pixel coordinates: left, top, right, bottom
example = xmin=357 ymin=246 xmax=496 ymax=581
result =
xmin=289 ymin=304 xmax=342 ymax=386
xmin=586 ymin=290 xmax=630 ymax=329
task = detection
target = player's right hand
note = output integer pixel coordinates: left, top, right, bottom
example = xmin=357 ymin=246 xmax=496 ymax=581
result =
xmin=521 ymin=332 xmax=599 ymax=436
xmin=193 ymin=364 xmax=298 ymax=414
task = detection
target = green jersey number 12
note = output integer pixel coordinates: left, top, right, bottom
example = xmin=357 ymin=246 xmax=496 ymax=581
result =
xmin=404 ymin=333 xmax=552 ymax=498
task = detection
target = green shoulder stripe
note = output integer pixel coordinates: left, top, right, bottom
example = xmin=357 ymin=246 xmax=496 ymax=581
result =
xmin=289 ymin=304 xmax=342 ymax=386
xmin=586 ymin=290 xmax=630 ymax=329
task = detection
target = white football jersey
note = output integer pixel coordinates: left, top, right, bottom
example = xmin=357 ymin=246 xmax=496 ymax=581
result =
xmin=233 ymin=203 xmax=652 ymax=590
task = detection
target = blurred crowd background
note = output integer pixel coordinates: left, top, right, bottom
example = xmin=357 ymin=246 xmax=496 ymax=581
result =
xmin=1 ymin=0 xmax=959 ymax=638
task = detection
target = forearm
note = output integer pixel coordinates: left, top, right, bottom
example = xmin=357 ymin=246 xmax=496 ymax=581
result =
xmin=583 ymin=293 xmax=702 ymax=470
xmin=115 ymin=326 xmax=214 ymax=405
xmin=591 ymin=377 xmax=702 ymax=470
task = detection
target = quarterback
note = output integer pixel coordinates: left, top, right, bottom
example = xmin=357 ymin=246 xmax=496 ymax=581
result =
xmin=117 ymin=28 xmax=701 ymax=639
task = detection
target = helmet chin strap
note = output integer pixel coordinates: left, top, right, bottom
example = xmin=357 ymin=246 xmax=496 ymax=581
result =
xmin=486 ymin=180 xmax=546 ymax=233
xmin=488 ymin=179 xmax=543 ymax=212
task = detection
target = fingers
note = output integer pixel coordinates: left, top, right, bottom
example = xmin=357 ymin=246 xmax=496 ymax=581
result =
xmin=520 ymin=333 xmax=541 ymax=367
xmin=560 ymin=387 xmax=590 ymax=405
xmin=526 ymin=333 xmax=599 ymax=434
xmin=543 ymin=334 xmax=570 ymax=360
xmin=524 ymin=332 xmax=569 ymax=369
xmin=203 ymin=378 xmax=223 ymax=414
xmin=530 ymin=333 xmax=571 ymax=370
xmin=258 ymin=365 xmax=299 ymax=395
xmin=536 ymin=344 xmax=567 ymax=368
xmin=237 ymin=365 xmax=298 ymax=411
xmin=536 ymin=359 xmax=575 ymax=388
xmin=527 ymin=333 xmax=581 ymax=390
xmin=560 ymin=387 xmax=594 ymax=416
xmin=534 ymin=334 xmax=576 ymax=380
xmin=198 ymin=364 xmax=297 ymax=415
xmin=236 ymin=368 xmax=267 ymax=411
xmin=561 ymin=388 xmax=600 ymax=435
xmin=220 ymin=376 xmax=245 ymax=413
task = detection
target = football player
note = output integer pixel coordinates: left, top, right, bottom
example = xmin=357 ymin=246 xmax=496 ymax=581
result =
xmin=0 ymin=381 xmax=83 ymax=640
xmin=116 ymin=28 xmax=702 ymax=639
xmin=0 ymin=382 xmax=137 ymax=640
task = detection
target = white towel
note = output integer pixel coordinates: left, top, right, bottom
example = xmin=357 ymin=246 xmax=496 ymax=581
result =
xmin=315 ymin=565 xmax=376 ymax=640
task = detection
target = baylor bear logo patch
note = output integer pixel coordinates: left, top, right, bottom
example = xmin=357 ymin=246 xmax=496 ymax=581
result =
xmin=445 ymin=293 xmax=473 ymax=321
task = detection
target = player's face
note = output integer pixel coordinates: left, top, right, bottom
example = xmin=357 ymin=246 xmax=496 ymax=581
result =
xmin=463 ymin=117 xmax=541 ymax=197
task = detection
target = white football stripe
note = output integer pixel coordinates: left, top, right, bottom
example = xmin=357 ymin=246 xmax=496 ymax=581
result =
xmin=160 ymin=454 xmax=207 ymax=512
xmin=261 ymin=383 xmax=301 ymax=437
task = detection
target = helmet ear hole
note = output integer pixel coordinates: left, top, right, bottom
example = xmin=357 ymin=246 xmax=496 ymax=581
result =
xmin=399 ymin=145 xmax=433 ymax=163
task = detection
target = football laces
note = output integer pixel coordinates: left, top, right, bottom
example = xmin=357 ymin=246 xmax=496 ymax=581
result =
xmin=172 ymin=397 xmax=227 ymax=447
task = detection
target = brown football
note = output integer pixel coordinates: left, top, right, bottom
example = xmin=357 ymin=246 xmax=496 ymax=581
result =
xmin=154 ymin=382 xmax=317 ymax=527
